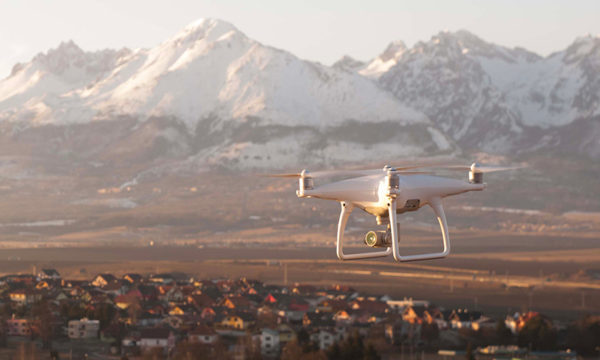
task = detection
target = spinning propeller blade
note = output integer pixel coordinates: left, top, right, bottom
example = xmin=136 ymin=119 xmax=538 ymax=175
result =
xmin=263 ymin=162 xmax=523 ymax=178
xmin=423 ymin=163 xmax=526 ymax=173
xmin=264 ymin=168 xmax=430 ymax=178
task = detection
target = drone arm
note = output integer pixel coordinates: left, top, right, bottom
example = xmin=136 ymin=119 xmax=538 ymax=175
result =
xmin=389 ymin=197 xmax=450 ymax=262
xmin=336 ymin=202 xmax=392 ymax=260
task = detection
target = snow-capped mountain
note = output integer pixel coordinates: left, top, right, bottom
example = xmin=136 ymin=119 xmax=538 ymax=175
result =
xmin=0 ymin=19 xmax=453 ymax=171
xmin=1 ymin=20 xmax=598 ymax=179
xmin=356 ymin=30 xmax=600 ymax=156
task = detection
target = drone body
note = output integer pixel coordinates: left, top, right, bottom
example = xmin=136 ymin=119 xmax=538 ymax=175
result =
xmin=274 ymin=163 xmax=518 ymax=262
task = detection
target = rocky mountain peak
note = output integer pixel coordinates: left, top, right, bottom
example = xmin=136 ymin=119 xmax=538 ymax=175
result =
xmin=563 ymin=34 xmax=600 ymax=64
xmin=171 ymin=18 xmax=243 ymax=46
xmin=379 ymin=40 xmax=407 ymax=62
xmin=332 ymin=55 xmax=365 ymax=72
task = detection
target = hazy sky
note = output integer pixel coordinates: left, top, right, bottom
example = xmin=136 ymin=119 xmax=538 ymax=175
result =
xmin=1 ymin=0 xmax=599 ymax=78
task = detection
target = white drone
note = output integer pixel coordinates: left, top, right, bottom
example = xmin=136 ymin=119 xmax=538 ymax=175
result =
xmin=271 ymin=163 xmax=520 ymax=262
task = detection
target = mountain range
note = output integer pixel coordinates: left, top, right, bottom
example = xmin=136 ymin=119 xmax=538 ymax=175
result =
xmin=0 ymin=18 xmax=598 ymax=178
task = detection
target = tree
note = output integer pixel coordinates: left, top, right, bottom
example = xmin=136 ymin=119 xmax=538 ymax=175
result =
xmin=32 ymin=300 xmax=55 ymax=349
xmin=325 ymin=342 xmax=341 ymax=360
xmin=0 ymin=313 xmax=8 ymax=347
xmin=297 ymin=328 xmax=310 ymax=346
xmin=465 ymin=342 xmax=475 ymax=360
xmin=340 ymin=331 xmax=364 ymax=359
xmin=363 ymin=344 xmax=380 ymax=360
xmin=240 ymin=333 xmax=261 ymax=360
xmin=566 ymin=315 xmax=600 ymax=356
xmin=86 ymin=303 xmax=117 ymax=330
xmin=172 ymin=341 xmax=215 ymax=360
xmin=326 ymin=331 xmax=380 ymax=360
xmin=495 ymin=319 xmax=513 ymax=345
xmin=282 ymin=340 xmax=305 ymax=360
xmin=421 ymin=323 xmax=439 ymax=345
xmin=127 ymin=297 xmax=142 ymax=325
xmin=518 ymin=315 xmax=557 ymax=351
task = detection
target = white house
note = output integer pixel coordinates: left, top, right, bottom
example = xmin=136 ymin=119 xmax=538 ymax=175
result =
xmin=37 ymin=269 xmax=61 ymax=281
xmin=68 ymin=318 xmax=100 ymax=339
xmin=310 ymin=329 xmax=335 ymax=350
xmin=260 ymin=328 xmax=280 ymax=358
xmin=139 ymin=328 xmax=174 ymax=354
xmin=6 ymin=318 xmax=32 ymax=336
xmin=386 ymin=298 xmax=430 ymax=313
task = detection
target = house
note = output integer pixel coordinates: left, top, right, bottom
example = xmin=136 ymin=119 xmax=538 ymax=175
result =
xmin=164 ymin=316 xmax=184 ymax=329
xmin=277 ymin=324 xmax=296 ymax=345
xmin=260 ymin=328 xmax=280 ymax=358
xmin=38 ymin=269 xmax=61 ymax=281
xmin=317 ymin=299 xmax=349 ymax=313
xmin=9 ymin=289 xmax=41 ymax=305
xmin=36 ymin=280 xmax=51 ymax=290
xmin=4 ymin=274 xmax=36 ymax=285
xmin=102 ymin=280 xmax=127 ymax=296
xmin=387 ymin=298 xmax=430 ymax=313
xmin=303 ymin=312 xmax=335 ymax=329
xmin=188 ymin=294 xmax=215 ymax=309
xmin=222 ymin=295 xmax=251 ymax=310
xmin=385 ymin=321 xmax=412 ymax=345
xmin=68 ymin=318 xmax=100 ymax=339
xmin=6 ymin=318 xmax=33 ymax=336
xmin=137 ymin=312 xmax=164 ymax=327
xmin=168 ymin=305 xmax=195 ymax=316
xmin=263 ymin=293 xmax=277 ymax=304
xmin=333 ymin=310 xmax=353 ymax=325
xmin=138 ymin=285 xmax=159 ymax=301
xmin=139 ymin=328 xmax=175 ymax=354
xmin=149 ymin=273 xmax=176 ymax=284
xmin=123 ymin=273 xmax=143 ymax=284
xmin=505 ymin=312 xmax=542 ymax=334
xmin=115 ymin=293 xmax=140 ymax=310
xmin=221 ymin=313 xmax=255 ymax=330
xmin=189 ymin=326 xmax=219 ymax=344
xmin=292 ymin=284 xmax=317 ymax=295
xmin=472 ymin=316 xmax=497 ymax=331
xmin=165 ymin=286 xmax=185 ymax=303
xmin=91 ymin=273 xmax=117 ymax=287
xmin=310 ymin=329 xmax=335 ymax=350
xmin=52 ymin=290 xmax=69 ymax=302
xmin=448 ymin=309 xmax=482 ymax=329
xmin=402 ymin=305 xmax=427 ymax=324
xmin=350 ymin=299 xmax=389 ymax=314
xmin=424 ymin=307 xmax=448 ymax=329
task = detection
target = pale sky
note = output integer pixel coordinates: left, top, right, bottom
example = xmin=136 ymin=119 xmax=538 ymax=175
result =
xmin=1 ymin=0 xmax=599 ymax=78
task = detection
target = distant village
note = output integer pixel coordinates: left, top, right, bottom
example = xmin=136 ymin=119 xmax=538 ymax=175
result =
xmin=0 ymin=269 xmax=597 ymax=359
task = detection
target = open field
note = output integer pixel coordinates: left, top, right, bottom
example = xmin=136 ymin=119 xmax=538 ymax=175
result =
xmin=0 ymin=162 xmax=598 ymax=324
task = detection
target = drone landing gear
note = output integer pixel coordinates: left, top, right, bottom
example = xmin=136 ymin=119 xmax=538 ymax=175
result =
xmin=336 ymin=202 xmax=391 ymax=260
xmin=336 ymin=197 xmax=451 ymax=262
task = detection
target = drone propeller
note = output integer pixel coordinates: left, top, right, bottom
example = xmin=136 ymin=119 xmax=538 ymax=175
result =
xmin=264 ymin=162 xmax=524 ymax=179
xmin=264 ymin=167 xmax=430 ymax=178
xmin=427 ymin=163 xmax=526 ymax=173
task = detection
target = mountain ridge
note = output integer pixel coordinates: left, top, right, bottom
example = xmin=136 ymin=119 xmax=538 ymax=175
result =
xmin=0 ymin=18 xmax=455 ymax=173
xmin=0 ymin=19 xmax=598 ymax=177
